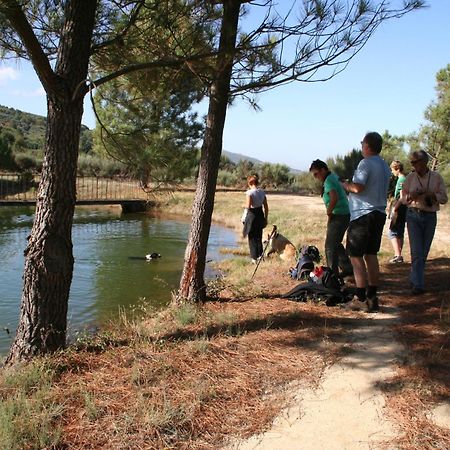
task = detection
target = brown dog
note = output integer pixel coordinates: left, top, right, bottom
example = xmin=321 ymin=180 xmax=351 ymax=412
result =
xmin=265 ymin=231 xmax=297 ymax=261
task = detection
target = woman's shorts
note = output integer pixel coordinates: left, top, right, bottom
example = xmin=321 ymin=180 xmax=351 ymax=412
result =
xmin=387 ymin=204 xmax=407 ymax=239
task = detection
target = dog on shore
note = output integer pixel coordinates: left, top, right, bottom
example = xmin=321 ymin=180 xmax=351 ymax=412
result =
xmin=265 ymin=231 xmax=296 ymax=261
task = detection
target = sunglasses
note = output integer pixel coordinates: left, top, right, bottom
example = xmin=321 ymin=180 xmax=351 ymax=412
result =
xmin=410 ymin=159 xmax=422 ymax=165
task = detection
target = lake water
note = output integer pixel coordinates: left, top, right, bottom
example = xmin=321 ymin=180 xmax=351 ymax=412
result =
xmin=0 ymin=206 xmax=238 ymax=357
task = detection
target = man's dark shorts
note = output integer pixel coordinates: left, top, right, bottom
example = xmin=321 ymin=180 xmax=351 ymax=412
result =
xmin=347 ymin=211 xmax=387 ymax=257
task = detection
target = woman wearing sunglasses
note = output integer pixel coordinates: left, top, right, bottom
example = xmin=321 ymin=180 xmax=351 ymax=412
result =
xmin=399 ymin=150 xmax=448 ymax=295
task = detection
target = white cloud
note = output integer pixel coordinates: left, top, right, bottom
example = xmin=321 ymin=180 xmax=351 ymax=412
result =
xmin=0 ymin=66 xmax=19 ymax=85
xmin=11 ymin=87 xmax=46 ymax=97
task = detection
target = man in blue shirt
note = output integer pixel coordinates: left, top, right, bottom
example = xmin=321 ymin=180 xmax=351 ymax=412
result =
xmin=342 ymin=132 xmax=391 ymax=312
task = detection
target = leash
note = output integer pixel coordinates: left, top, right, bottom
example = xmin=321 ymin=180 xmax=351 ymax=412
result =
xmin=250 ymin=225 xmax=277 ymax=280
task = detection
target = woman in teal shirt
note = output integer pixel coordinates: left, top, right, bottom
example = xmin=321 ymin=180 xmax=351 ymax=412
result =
xmin=388 ymin=160 xmax=407 ymax=263
xmin=309 ymin=160 xmax=353 ymax=278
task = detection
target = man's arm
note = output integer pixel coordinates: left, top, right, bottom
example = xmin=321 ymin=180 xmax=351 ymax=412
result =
xmin=342 ymin=181 xmax=365 ymax=194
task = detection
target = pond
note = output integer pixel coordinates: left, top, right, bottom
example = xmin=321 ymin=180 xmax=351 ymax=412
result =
xmin=0 ymin=206 xmax=239 ymax=357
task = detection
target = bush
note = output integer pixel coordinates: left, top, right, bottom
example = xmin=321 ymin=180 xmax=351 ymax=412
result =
xmin=439 ymin=164 xmax=450 ymax=187
xmin=14 ymin=152 xmax=42 ymax=172
xmin=0 ymin=136 xmax=15 ymax=170
xmin=217 ymin=169 xmax=238 ymax=187
xmin=77 ymin=154 xmax=126 ymax=178
xmin=293 ymin=171 xmax=320 ymax=194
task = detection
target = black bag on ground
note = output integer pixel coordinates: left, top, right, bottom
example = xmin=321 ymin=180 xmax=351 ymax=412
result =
xmin=288 ymin=245 xmax=321 ymax=280
xmin=281 ymin=281 xmax=351 ymax=306
xmin=283 ymin=266 xmax=349 ymax=306
xmin=320 ymin=266 xmax=342 ymax=290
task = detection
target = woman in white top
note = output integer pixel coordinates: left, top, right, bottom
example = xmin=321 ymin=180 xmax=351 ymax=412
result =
xmin=399 ymin=150 xmax=448 ymax=294
xmin=242 ymin=174 xmax=269 ymax=263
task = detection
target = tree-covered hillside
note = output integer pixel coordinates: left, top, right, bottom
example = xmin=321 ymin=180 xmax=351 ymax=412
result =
xmin=0 ymin=105 xmax=92 ymax=153
xmin=0 ymin=105 xmax=47 ymax=150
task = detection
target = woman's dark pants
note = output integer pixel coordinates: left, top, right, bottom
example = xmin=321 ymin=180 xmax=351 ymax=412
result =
xmin=325 ymin=213 xmax=352 ymax=275
xmin=247 ymin=207 xmax=265 ymax=260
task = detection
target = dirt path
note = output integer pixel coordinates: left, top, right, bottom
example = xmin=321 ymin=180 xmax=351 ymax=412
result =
xmin=222 ymin=200 xmax=450 ymax=450
xmin=226 ymin=308 xmax=405 ymax=450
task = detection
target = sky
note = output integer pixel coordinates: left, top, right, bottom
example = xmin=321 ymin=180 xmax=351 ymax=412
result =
xmin=0 ymin=1 xmax=449 ymax=171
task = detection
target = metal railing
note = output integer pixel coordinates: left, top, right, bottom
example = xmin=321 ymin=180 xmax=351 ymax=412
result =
xmin=0 ymin=173 xmax=147 ymax=203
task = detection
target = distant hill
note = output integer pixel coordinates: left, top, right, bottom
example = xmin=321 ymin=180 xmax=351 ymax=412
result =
xmin=222 ymin=150 xmax=263 ymax=165
xmin=0 ymin=104 xmax=92 ymax=152
xmin=0 ymin=105 xmax=302 ymax=173
xmin=222 ymin=149 xmax=301 ymax=174
xmin=0 ymin=105 xmax=47 ymax=150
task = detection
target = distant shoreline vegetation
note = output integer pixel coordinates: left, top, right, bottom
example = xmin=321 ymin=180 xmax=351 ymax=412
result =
xmin=2 ymin=104 xmax=449 ymax=193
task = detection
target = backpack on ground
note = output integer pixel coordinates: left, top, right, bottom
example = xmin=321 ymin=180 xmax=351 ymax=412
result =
xmin=315 ymin=266 xmax=343 ymax=290
xmin=283 ymin=265 xmax=348 ymax=306
xmin=281 ymin=280 xmax=351 ymax=306
xmin=288 ymin=245 xmax=321 ymax=280
xmin=299 ymin=245 xmax=321 ymax=263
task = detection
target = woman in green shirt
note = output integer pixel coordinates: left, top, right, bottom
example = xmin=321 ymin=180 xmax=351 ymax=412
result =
xmin=388 ymin=160 xmax=407 ymax=263
xmin=309 ymin=160 xmax=353 ymax=278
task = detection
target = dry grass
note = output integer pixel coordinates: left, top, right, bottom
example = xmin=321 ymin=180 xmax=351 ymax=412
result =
xmin=378 ymin=257 xmax=450 ymax=449
xmin=19 ymin=299 xmax=349 ymax=449
xmin=1 ymin=192 xmax=449 ymax=449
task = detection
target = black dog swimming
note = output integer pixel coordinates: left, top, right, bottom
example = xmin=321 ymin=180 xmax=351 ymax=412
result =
xmin=145 ymin=252 xmax=161 ymax=260
xmin=128 ymin=253 xmax=161 ymax=261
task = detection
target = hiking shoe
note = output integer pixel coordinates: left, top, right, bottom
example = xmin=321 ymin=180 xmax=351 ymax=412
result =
xmin=343 ymin=296 xmax=366 ymax=311
xmin=389 ymin=255 xmax=404 ymax=264
xmin=366 ymin=297 xmax=379 ymax=313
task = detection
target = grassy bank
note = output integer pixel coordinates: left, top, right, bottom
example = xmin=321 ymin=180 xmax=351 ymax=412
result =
xmin=1 ymin=191 xmax=449 ymax=449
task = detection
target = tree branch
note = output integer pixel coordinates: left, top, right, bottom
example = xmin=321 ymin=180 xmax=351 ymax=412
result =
xmin=87 ymin=50 xmax=220 ymax=94
xmin=0 ymin=0 xmax=58 ymax=93
xmin=91 ymin=1 xmax=145 ymax=53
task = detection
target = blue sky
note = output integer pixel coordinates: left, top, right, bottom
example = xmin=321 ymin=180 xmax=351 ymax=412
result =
xmin=0 ymin=1 xmax=449 ymax=171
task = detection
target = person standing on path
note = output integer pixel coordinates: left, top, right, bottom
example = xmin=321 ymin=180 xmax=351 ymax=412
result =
xmin=342 ymin=132 xmax=391 ymax=312
xmin=309 ymin=159 xmax=353 ymax=278
xmin=387 ymin=160 xmax=407 ymax=264
xmin=399 ymin=150 xmax=448 ymax=295
xmin=242 ymin=174 xmax=269 ymax=263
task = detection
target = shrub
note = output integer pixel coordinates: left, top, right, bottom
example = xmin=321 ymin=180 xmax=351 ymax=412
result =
xmin=217 ymin=169 xmax=238 ymax=187
xmin=14 ymin=152 xmax=42 ymax=172
xmin=77 ymin=153 xmax=126 ymax=178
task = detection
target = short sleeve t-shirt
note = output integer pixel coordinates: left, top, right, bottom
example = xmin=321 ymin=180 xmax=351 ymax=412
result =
xmin=394 ymin=174 xmax=406 ymax=199
xmin=348 ymin=155 xmax=391 ymax=221
xmin=246 ymin=187 xmax=266 ymax=208
xmin=323 ymin=172 xmax=349 ymax=215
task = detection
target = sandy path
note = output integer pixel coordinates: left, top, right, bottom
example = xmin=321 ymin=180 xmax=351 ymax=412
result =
xmin=224 ymin=195 xmax=448 ymax=450
xmin=227 ymin=309 xmax=404 ymax=450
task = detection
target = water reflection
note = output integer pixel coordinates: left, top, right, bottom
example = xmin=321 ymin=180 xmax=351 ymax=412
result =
xmin=0 ymin=206 xmax=238 ymax=357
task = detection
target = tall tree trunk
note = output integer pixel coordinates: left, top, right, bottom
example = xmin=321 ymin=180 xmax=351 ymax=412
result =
xmin=6 ymin=101 xmax=82 ymax=362
xmin=6 ymin=0 xmax=97 ymax=364
xmin=177 ymin=0 xmax=240 ymax=302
